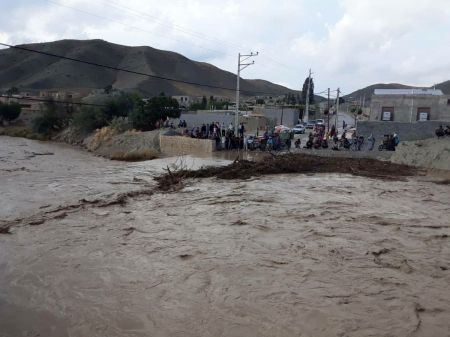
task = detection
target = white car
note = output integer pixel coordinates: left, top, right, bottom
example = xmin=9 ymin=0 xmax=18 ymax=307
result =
xmin=316 ymin=119 xmax=325 ymax=125
xmin=306 ymin=120 xmax=316 ymax=129
xmin=292 ymin=124 xmax=306 ymax=134
xmin=274 ymin=125 xmax=291 ymax=132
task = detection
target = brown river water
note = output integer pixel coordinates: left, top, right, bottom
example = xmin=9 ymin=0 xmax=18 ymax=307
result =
xmin=0 ymin=136 xmax=449 ymax=337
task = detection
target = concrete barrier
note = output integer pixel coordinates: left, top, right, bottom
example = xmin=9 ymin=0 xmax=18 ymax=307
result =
xmin=160 ymin=135 xmax=215 ymax=156
xmin=357 ymin=121 xmax=447 ymax=141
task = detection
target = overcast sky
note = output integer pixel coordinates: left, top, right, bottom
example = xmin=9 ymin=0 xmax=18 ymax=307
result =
xmin=1 ymin=0 xmax=450 ymax=94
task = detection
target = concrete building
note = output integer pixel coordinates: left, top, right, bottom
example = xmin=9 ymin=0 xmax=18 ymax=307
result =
xmin=172 ymin=95 xmax=195 ymax=109
xmin=370 ymin=88 xmax=450 ymax=122
xmin=253 ymin=106 xmax=301 ymax=127
xmin=0 ymin=94 xmax=41 ymax=113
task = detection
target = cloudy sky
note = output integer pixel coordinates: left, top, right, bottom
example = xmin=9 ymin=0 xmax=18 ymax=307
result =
xmin=1 ymin=0 xmax=450 ymax=94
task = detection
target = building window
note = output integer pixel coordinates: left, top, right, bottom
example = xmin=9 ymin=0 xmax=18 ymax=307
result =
xmin=417 ymin=107 xmax=430 ymax=121
xmin=381 ymin=107 xmax=394 ymax=121
xmin=447 ymin=99 xmax=450 ymax=106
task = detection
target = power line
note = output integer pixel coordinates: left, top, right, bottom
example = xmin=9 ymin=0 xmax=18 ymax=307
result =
xmin=49 ymin=0 xmax=304 ymax=75
xmin=101 ymin=0 xmax=242 ymax=51
xmin=101 ymin=0 xmax=304 ymax=74
xmin=46 ymin=0 xmax=224 ymax=57
xmin=0 ymin=42 xmax=296 ymax=96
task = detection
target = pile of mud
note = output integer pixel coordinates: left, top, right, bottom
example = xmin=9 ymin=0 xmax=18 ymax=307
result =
xmin=84 ymin=128 xmax=161 ymax=160
xmin=156 ymin=153 xmax=418 ymax=190
xmin=391 ymin=137 xmax=450 ymax=170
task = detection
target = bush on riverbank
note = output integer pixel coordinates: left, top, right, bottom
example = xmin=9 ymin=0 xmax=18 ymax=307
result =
xmin=0 ymin=102 xmax=22 ymax=125
xmin=0 ymin=127 xmax=49 ymax=141
xmin=71 ymin=107 xmax=108 ymax=133
xmin=32 ymin=99 xmax=69 ymax=136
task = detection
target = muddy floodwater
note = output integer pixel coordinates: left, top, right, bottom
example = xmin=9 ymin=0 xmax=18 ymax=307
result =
xmin=1 ymin=136 xmax=449 ymax=337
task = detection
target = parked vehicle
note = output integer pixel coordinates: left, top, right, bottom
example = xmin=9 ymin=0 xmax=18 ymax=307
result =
xmin=316 ymin=119 xmax=325 ymax=125
xmin=306 ymin=120 xmax=316 ymax=129
xmin=292 ymin=124 xmax=306 ymax=134
xmin=274 ymin=125 xmax=291 ymax=133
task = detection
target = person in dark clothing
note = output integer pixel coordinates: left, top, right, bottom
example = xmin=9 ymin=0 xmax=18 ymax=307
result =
xmin=239 ymin=123 xmax=245 ymax=137
xmin=445 ymin=125 xmax=450 ymax=136
xmin=387 ymin=135 xmax=395 ymax=151
xmin=201 ymin=124 xmax=206 ymax=137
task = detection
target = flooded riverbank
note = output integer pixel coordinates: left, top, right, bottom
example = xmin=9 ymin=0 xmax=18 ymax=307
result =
xmin=0 ymin=136 xmax=230 ymax=221
xmin=1 ymin=136 xmax=449 ymax=337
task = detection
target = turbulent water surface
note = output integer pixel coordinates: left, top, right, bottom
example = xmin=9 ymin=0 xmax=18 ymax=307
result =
xmin=0 ymin=136 xmax=449 ymax=337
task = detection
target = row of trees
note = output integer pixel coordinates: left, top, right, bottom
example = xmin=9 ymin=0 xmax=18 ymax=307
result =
xmin=31 ymin=92 xmax=181 ymax=136
xmin=188 ymin=95 xmax=230 ymax=111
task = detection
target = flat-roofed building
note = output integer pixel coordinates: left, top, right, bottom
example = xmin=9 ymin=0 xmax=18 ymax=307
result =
xmin=370 ymin=88 xmax=450 ymax=122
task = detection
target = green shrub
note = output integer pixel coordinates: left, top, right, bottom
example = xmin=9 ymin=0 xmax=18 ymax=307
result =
xmin=0 ymin=102 xmax=22 ymax=123
xmin=31 ymin=98 xmax=70 ymax=135
xmin=32 ymin=110 xmax=67 ymax=135
xmin=129 ymin=94 xmax=180 ymax=131
xmin=0 ymin=127 xmax=48 ymax=140
xmin=71 ymin=107 xmax=108 ymax=133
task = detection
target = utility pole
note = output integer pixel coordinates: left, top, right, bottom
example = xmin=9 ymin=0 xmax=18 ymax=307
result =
xmin=335 ymin=88 xmax=340 ymax=130
xmin=327 ymin=88 xmax=330 ymax=132
xmin=235 ymin=52 xmax=258 ymax=135
xmin=305 ymin=68 xmax=312 ymax=121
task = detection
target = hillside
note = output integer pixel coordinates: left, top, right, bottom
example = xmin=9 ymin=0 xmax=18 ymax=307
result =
xmin=344 ymin=83 xmax=416 ymax=101
xmin=0 ymin=39 xmax=298 ymax=98
xmin=345 ymin=81 xmax=450 ymax=103
xmin=436 ymin=80 xmax=450 ymax=94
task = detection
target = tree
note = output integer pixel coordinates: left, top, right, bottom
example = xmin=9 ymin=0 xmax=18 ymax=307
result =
xmin=103 ymin=92 xmax=140 ymax=119
xmin=301 ymin=77 xmax=315 ymax=105
xmin=0 ymin=102 xmax=22 ymax=123
xmin=71 ymin=107 xmax=107 ymax=133
xmin=6 ymin=87 xmax=19 ymax=96
xmin=32 ymin=98 xmax=68 ymax=134
xmin=208 ymin=95 xmax=216 ymax=109
xmin=129 ymin=93 xmax=180 ymax=131
xmin=104 ymin=85 xmax=113 ymax=94
xmin=287 ymin=93 xmax=296 ymax=105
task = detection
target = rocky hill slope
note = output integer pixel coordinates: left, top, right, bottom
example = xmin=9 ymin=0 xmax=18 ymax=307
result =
xmin=0 ymin=39 xmax=297 ymax=98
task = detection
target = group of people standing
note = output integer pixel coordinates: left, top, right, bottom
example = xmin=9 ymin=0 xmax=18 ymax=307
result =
xmin=298 ymin=122 xmax=400 ymax=152
xmin=436 ymin=125 xmax=450 ymax=138
xmin=178 ymin=121 xmax=247 ymax=150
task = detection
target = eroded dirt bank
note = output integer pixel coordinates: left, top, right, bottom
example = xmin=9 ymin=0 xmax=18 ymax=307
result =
xmin=1 ymin=136 xmax=449 ymax=337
